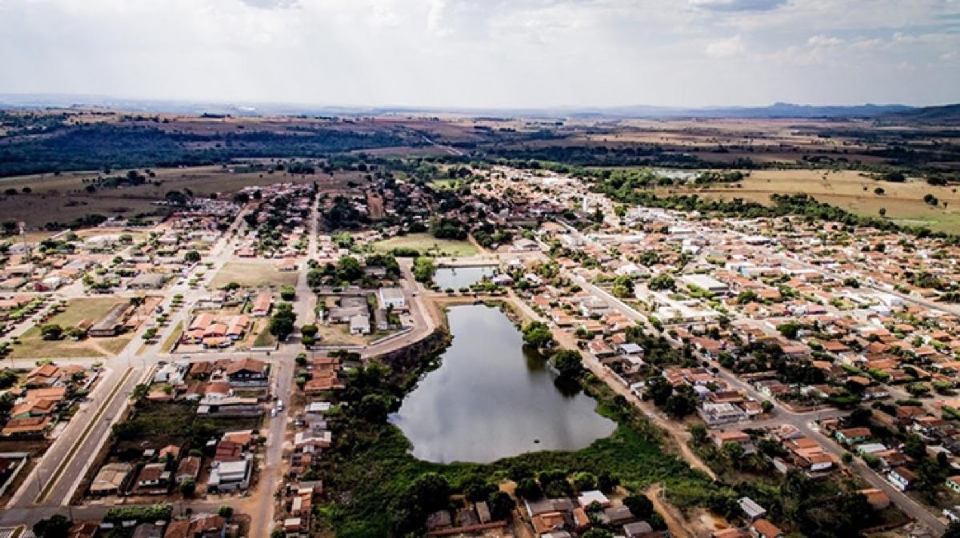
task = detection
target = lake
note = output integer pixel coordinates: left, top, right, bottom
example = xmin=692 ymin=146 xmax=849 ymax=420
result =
xmin=433 ymin=266 xmax=496 ymax=290
xmin=390 ymin=304 xmax=617 ymax=463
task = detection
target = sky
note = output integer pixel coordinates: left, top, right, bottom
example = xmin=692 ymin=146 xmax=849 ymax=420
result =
xmin=0 ymin=0 xmax=959 ymax=109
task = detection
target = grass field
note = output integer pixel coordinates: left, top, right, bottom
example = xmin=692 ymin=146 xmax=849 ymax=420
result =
xmin=211 ymin=262 xmax=299 ymax=289
xmin=661 ymin=169 xmax=960 ymax=234
xmin=11 ymin=298 xmax=132 ymax=359
xmin=371 ymin=233 xmax=478 ymax=257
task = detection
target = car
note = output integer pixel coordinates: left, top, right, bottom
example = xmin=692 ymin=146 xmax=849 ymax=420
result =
xmin=270 ymin=409 xmax=277 ymax=418
xmin=277 ymin=400 xmax=284 ymax=412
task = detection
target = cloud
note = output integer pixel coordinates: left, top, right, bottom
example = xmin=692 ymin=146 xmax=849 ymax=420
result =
xmin=689 ymin=0 xmax=787 ymax=12
xmin=239 ymin=0 xmax=298 ymax=9
xmin=807 ymin=34 xmax=844 ymax=48
xmin=706 ymin=35 xmax=745 ymax=57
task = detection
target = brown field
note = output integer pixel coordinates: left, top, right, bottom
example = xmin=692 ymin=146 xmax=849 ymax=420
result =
xmin=660 ymin=169 xmax=960 ymax=234
xmin=10 ymin=298 xmax=134 ymax=359
xmin=0 ymin=165 xmax=367 ymax=229
xmin=211 ymin=262 xmax=299 ymax=289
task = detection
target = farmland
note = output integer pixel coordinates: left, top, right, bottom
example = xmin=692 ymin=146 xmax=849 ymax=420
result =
xmin=657 ymin=169 xmax=960 ymax=234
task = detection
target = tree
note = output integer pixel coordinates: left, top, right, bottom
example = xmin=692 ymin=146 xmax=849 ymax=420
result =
xmin=409 ymin=473 xmax=450 ymax=513
xmin=269 ymin=302 xmax=297 ymax=341
xmin=879 ymin=207 xmax=887 ymax=217
xmin=218 ymin=505 xmax=234 ymax=519
xmin=664 ymin=385 xmax=697 ymax=418
xmin=648 ymin=273 xmax=675 ymax=291
xmin=645 ymin=375 xmax=674 ymax=406
xmin=280 ymin=285 xmax=296 ymax=301
xmin=552 ymin=349 xmax=583 ymax=380
xmin=572 ymin=472 xmax=597 ymax=492
xmin=40 ymin=324 xmax=63 ymax=341
xmin=515 ymin=478 xmax=542 ymax=500
xmin=300 ymin=325 xmax=318 ymax=338
xmin=33 ymin=514 xmax=71 ymax=538
xmin=623 ymin=495 xmax=654 ymax=520
xmin=611 ymin=275 xmax=635 ymax=299
xmin=944 ymin=522 xmax=960 ymax=538
xmin=131 ymin=383 xmax=149 ymax=403
xmin=722 ymin=441 xmax=746 ymax=467
xmin=688 ymin=423 xmax=708 ymax=445
xmin=357 ymin=393 xmax=392 ymax=423
xmin=335 ymin=256 xmax=364 ymax=282
xmin=180 ymin=477 xmax=196 ymax=497
xmin=521 ymin=321 xmax=553 ymax=349
xmin=413 ymin=257 xmax=436 ymax=284
xmin=874 ymin=187 xmax=885 ymax=195
xmin=183 ymin=250 xmax=201 ymax=263
xmin=761 ymin=400 xmax=774 ymax=413
xmin=582 ymin=529 xmax=615 ymax=538
xmin=776 ymin=321 xmax=802 ymax=339
xmin=487 ymin=491 xmax=515 ymax=521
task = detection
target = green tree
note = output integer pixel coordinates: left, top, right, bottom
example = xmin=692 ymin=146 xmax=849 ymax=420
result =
xmin=648 ymin=273 xmax=675 ymax=291
xmin=582 ymin=529 xmax=615 ymax=538
xmin=33 ymin=514 xmax=71 ymax=538
xmin=515 ymin=478 xmax=542 ymax=500
xmin=487 ymin=491 xmax=515 ymax=521
xmin=183 ymin=250 xmax=201 ymax=263
xmin=336 ymin=256 xmax=364 ymax=282
xmin=552 ymin=349 xmax=583 ymax=380
xmin=269 ymin=302 xmax=297 ymax=340
xmin=944 ymin=522 xmax=960 ymax=538
xmin=688 ymin=423 xmax=708 ymax=445
xmin=611 ymin=275 xmax=635 ymax=299
xmin=40 ymin=324 xmax=63 ymax=340
xmin=521 ymin=321 xmax=553 ymax=349
xmin=776 ymin=321 xmax=802 ymax=339
xmin=180 ymin=478 xmax=196 ymax=497
xmin=623 ymin=494 xmax=654 ymax=520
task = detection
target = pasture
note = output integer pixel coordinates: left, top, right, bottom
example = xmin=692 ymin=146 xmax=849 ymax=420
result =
xmin=371 ymin=233 xmax=478 ymax=257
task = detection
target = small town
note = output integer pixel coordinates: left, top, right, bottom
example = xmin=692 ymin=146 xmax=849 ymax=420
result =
xmin=0 ymin=151 xmax=958 ymax=538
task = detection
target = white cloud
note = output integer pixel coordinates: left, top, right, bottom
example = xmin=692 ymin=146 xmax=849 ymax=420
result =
xmin=706 ymin=35 xmax=745 ymax=57
xmin=807 ymin=34 xmax=844 ymax=48
xmin=0 ymin=0 xmax=957 ymax=107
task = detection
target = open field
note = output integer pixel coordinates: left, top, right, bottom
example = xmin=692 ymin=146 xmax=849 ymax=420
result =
xmin=371 ymin=233 xmax=478 ymax=257
xmin=0 ymin=165 xmax=367 ymax=229
xmin=9 ymin=298 xmax=132 ymax=359
xmin=210 ymin=262 xmax=299 ymax=289
xmin=659 ymin=169 xmax=960 ymax=234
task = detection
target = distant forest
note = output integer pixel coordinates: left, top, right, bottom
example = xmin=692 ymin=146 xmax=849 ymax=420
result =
xmin=0 ymin=123 xmax=409 ymax=177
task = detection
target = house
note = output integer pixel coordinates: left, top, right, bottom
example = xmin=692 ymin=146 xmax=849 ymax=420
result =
xmin=947 ymin=476 xmax=960 ymax=494
xmin=176 ymin=456 xmax=201 ymax=484
xmin=623 ymin=521 xmax=656 ymax=538
xmin=738 ymin=497 xmax=767 ymax=521
xmin=576 ymin=490 xmax=611 ymax=509
xmin=128 ymin=273 xmax=169 ymax=290
xmin=349 ymin=314 xmax=370 ymax=335
xmin=712 ymin=530 xmax=749 ymax=538
xmin=888 ymin=467 xmax=916 ymax=491
xmin=225 ymin=358 xmax=268 ymax=382
xmin=859 ymin=488 xmax=891 ymax=510
xmin=135 ymin=463 xmax=171 ymax=493
xmin=835 ymin=427 xmax=871 ymax=445
xmin=90 ymin=462 xmax=133 ymax=496
xmin=750 ymin=519 xmax=784 ymax=538
xmin=378 ymin=287 xmax=406 ymax=310
xmin=250 ymin=292 xmax=273 ymax=317
xmin=714 ymin=431 xmax=756 ymax=455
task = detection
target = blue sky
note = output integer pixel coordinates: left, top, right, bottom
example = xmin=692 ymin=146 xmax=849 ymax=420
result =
xmin=0 ymin=0 xmax=958 ymax=108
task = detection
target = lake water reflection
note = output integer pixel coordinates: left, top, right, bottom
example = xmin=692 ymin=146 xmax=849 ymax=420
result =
xmin=390 ymin=304 xmax=617 ymax=463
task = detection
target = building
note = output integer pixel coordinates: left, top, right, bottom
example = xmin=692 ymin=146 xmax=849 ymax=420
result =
xmin=738 ymin=497 xmax=767 ymax=520
xmin=750 ymin=519 xmax=784 ymax=538
xmin=887 ymin=467 xmax=916 ymax=492
xmin=681 ymin=274 xmax=730 ymax=295
xmin=349 ymin=314 xmax=370 ymax=335
xmin=207 ymin=458 xmax=252 ymax=492
xmin=89 ymin=303 xmax=130 ymax=337
xmin=128 ymin=273 xmax=169 ymax=290
xmin=90 ymin=462 xmax=133 ymax=496
xmin=378 ymin=287 xmax=406 ymax=310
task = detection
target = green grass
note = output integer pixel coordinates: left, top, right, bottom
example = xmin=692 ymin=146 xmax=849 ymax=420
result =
xmin=253 ymin=326 xmax=277 ymax=348
xmin=160 ymin=321 xmax=183 ymax=353
xmin=371 ymin=233 xmax=478 ymax=258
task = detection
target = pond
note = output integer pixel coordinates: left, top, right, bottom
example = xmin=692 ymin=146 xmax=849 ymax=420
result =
xmin=390 ymin=304 xmax=617 ymax=463
xmin=433 ymin=266 xmax=496 ymax=290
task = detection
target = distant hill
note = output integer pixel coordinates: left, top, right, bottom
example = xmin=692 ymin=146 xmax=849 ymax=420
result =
xmin=878 ymin=104 xmax=960 ymax=125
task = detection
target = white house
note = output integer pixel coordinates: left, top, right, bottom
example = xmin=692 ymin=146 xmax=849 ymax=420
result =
xmin=378 ymin=287 xmax=406 ymax=310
